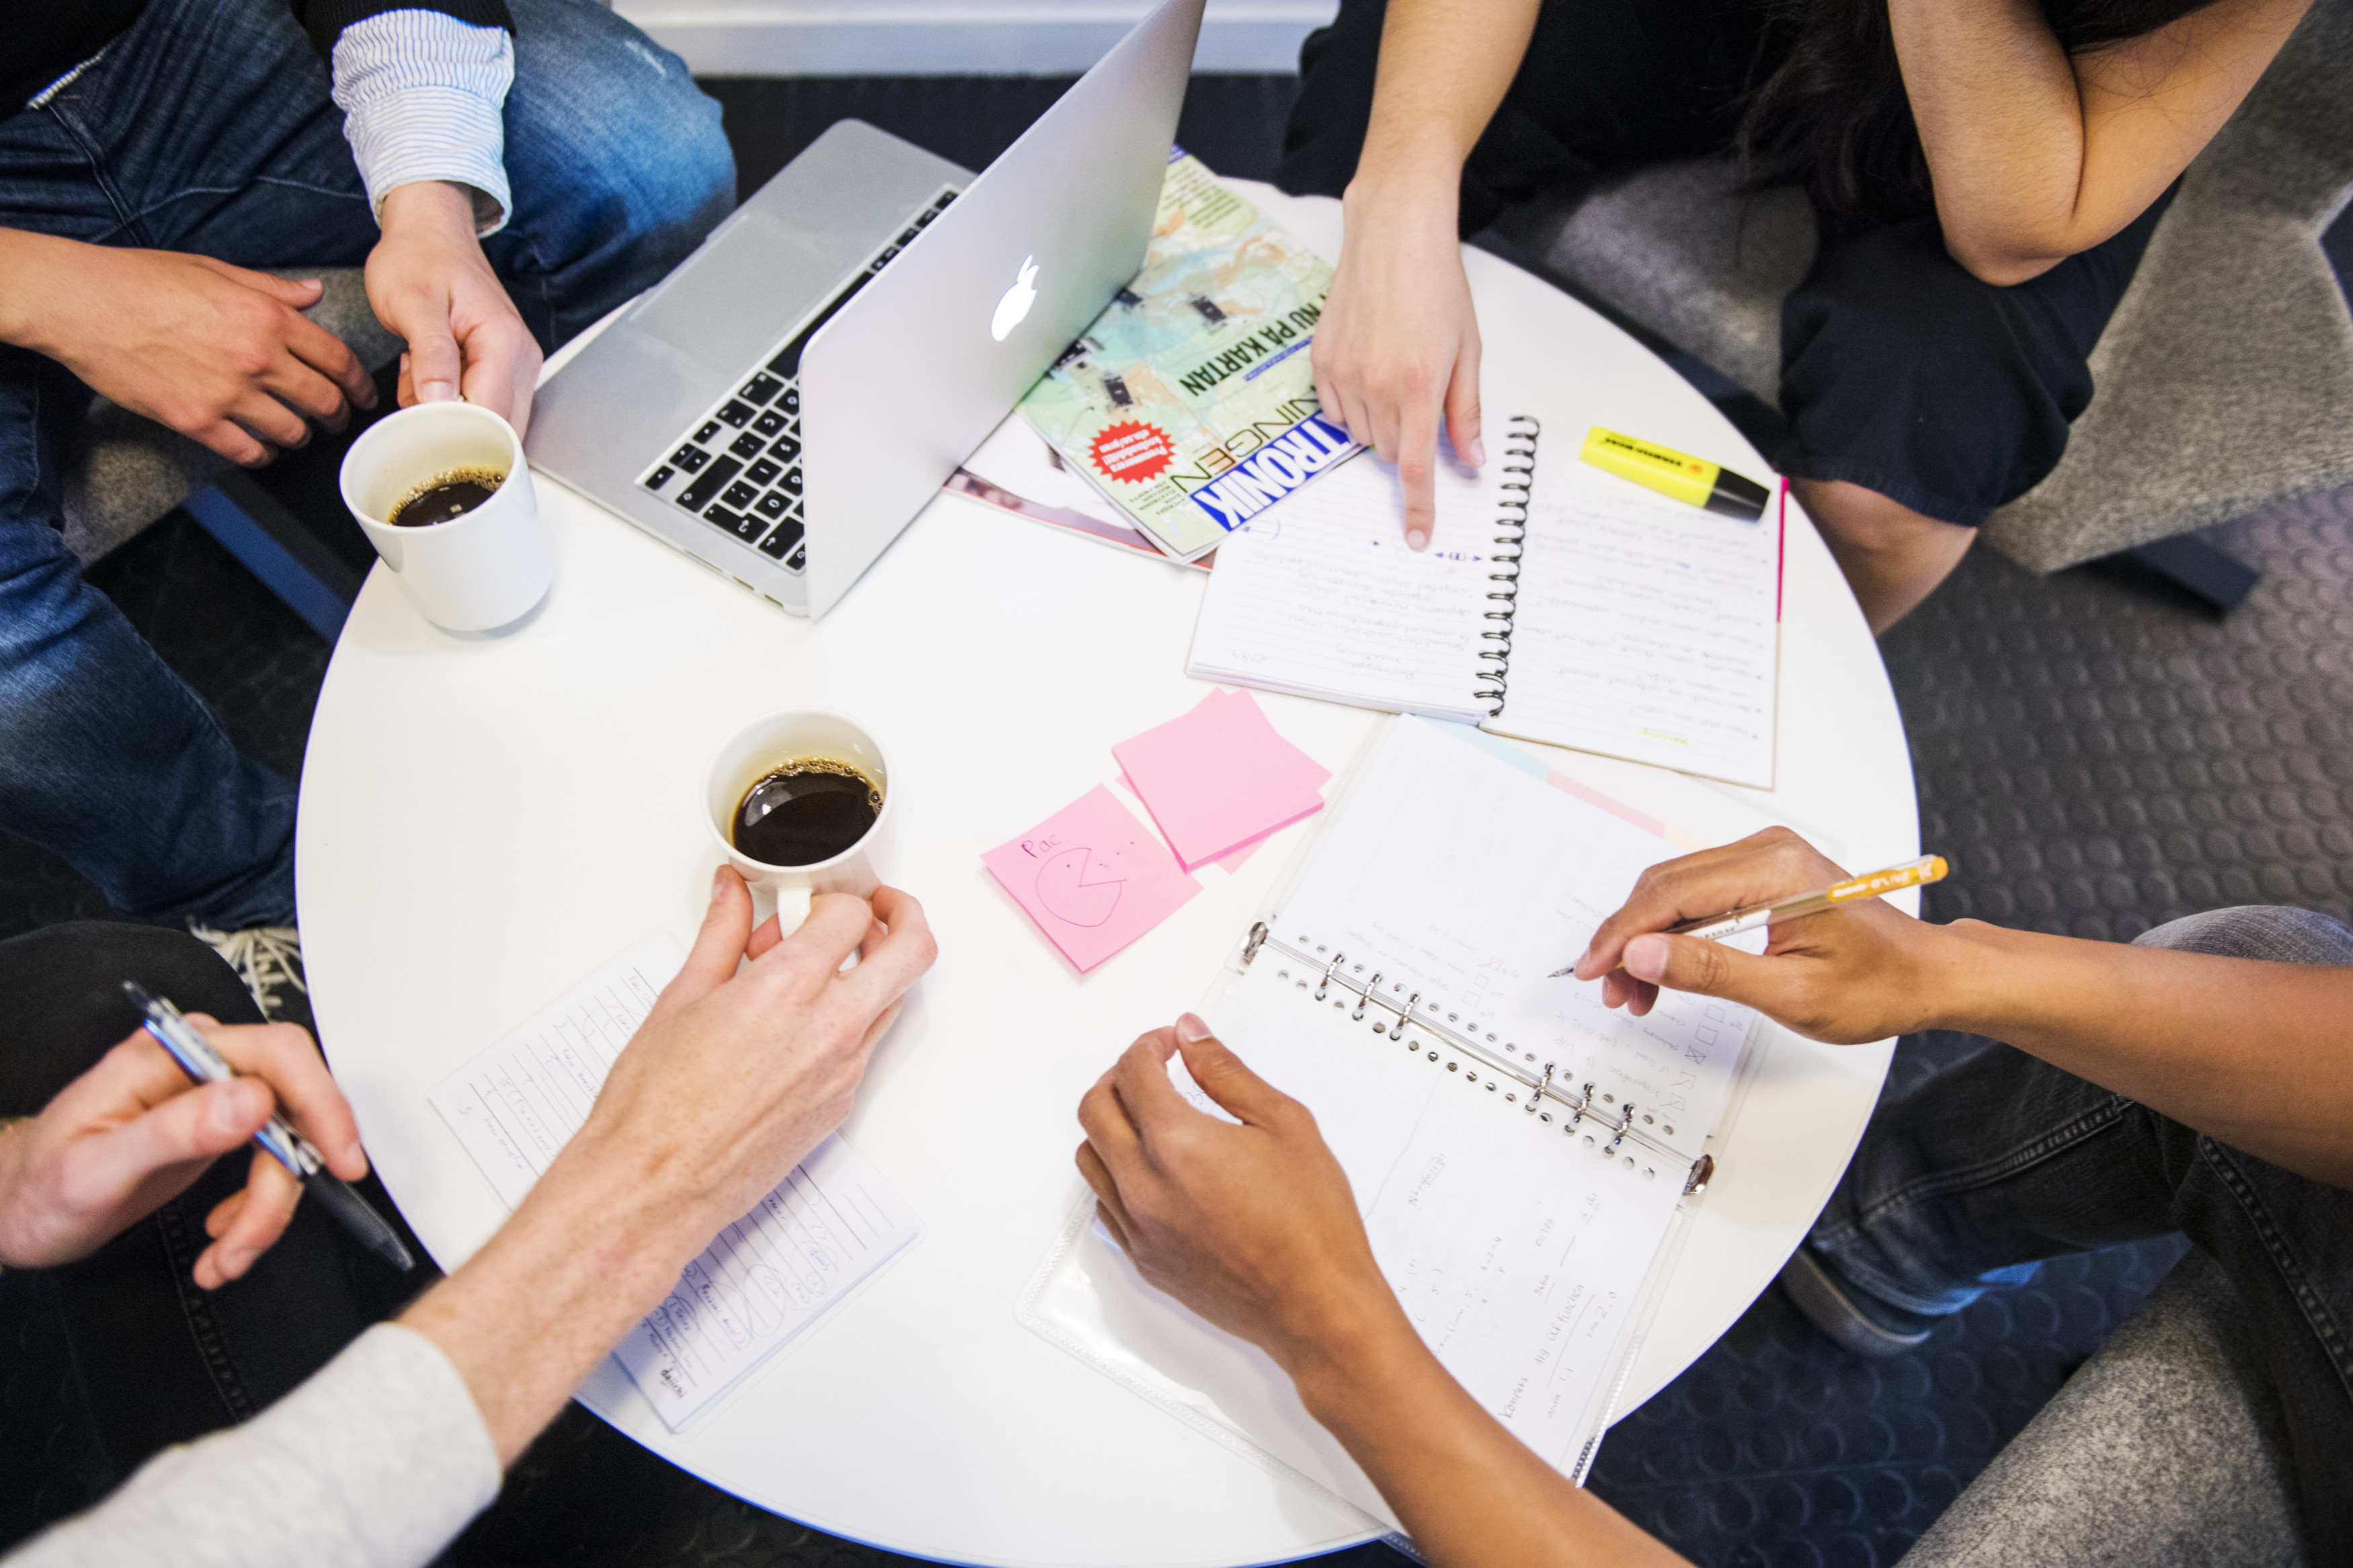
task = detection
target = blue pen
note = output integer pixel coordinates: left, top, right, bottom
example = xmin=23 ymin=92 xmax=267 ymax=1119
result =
xmin=122 ymin=981 xmax=414 ymax=1272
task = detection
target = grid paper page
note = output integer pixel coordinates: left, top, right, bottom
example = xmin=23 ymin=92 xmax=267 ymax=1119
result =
xmin=1204 ymin=961 xmax=1687 ymax=1477
xmin=1187 ymin=455 xmax=1499 ymax=717
xmin=1275 ymin=718 xmax=1759 ymax=1163
xmin=1495 ymin=472 xmax=1781 ymax=788
xmin=430 ymin=932 xmax=919 ymax=1430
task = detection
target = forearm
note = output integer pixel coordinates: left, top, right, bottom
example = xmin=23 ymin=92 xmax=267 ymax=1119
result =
xmin=1891 ymin=0 xmax=2308 ymax=284
xmin=7 ymin=1324 xmax=497 ymax=1568
xmin=1935 ymin=921 xmax=2353 ymax=1186
xmin=1350 ymin=0 xmax=1542 ymax=208
xmin=399 ymin=1135 xmax=702 ymax=1464
xmin=0 ymin=229 xmax=82 ymax=352
xmin=1287 ymin=1305 xmax=1687 ymax=1567
xmin=1888 ymin=0 xmax=2087 ymax=281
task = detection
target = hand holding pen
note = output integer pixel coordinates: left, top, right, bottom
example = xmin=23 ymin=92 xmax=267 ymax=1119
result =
xmin=124 ymin=985 xmax=412 ymax=1274
xmin=1562 ymin=829 xmax=1957 ymax=1046
xmin=0 ymin=991 xmax=399 ymax=1288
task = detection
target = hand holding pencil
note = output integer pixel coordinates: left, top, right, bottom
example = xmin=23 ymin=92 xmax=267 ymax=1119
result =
xmin=1566 ymin=829 xmax=1961 ymax=1046
xmin=1552 ymin=854 xmax=1947 ymax=973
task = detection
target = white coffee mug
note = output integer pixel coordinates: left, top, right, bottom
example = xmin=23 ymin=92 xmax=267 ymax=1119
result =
xmin=340 ymin=401 xmax=553 ymax=632
xmin=705 ymin=709 xmax=893 ymax=934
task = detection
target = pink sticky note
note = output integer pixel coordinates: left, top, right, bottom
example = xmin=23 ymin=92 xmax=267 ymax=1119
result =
xmin=1125 ymin=764 xmax=1268 ymax=874
xmin=983 ymin=786 xmax=1203 ymax=973
xmin=1113 ymin=690 xmax=1332 ymax=871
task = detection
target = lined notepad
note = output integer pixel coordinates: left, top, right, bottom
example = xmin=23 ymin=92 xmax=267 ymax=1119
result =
xmin=1188 ymin=421 xmax=1784 ymax=788
xmin=430 ymin=932 xmax=919 ymax=1430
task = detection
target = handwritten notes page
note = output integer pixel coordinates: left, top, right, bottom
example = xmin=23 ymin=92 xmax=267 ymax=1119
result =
xmin=1020 ymin=916 xmax=1689 ymax=1530
xmin=982 ymin=785 xmax=1203 ymax=971
xmin=1187 ymin=456 xmax=1498 ymax=717
xmin=1215 ymin=961 xmax=1685 ymax=1474
xmin=1495 ymin=472 xmax=1781 ymax=788
xmin=1277 ymin=718 xmax=1759 ymax=1163
xmin=429 ymin=933 xmax=919 ymax=1430
xmin=1185 ymin=444 xmax=1783 ymax=788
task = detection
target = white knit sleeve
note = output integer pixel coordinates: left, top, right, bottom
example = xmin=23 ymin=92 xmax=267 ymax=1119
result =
xmin=7 ymin=1323 xmax=502 ymax=1568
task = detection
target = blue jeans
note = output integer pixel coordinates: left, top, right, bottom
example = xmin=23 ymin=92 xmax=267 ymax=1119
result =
xmin=1809 ymin=906 xmax=2353 ymax=1563
xmin=0 ymin=0 xmax=731 ymax=929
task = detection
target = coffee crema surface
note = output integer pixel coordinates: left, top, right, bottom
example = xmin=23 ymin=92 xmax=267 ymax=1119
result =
xmin=390 ymin=467 xmax=507 ymax=528
xmin=733 ymin=757 xmax=882 ymax=866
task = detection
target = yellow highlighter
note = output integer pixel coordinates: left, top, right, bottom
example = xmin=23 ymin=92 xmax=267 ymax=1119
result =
xmin=1581 ymin=426 xmax=1771 ymax=521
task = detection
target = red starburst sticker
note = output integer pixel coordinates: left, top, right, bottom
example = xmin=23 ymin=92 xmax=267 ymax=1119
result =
xmin=1089 ymin=420 xmax=1174 ymax=485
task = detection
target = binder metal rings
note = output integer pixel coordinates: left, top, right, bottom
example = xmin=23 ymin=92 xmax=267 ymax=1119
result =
xmin=1388 ymin=992 xmax=1418 ymax=1040
xmin=1315 ymin=952 xmax=1344 ymax=1001
xmin=1476 ymin=415 xmax=1540 ymax=716
xmin=1252 ymin=927 xmax=1707 ymax=1186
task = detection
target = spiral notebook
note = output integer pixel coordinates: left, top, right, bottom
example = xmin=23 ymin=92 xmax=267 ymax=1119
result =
xmin=1019 ymin=717 xmax=1771 ymax=1530
xmin=1187 ymin=417 xmax=1785 ymax=789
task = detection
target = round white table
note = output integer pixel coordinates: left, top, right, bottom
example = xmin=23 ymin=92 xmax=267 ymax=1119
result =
xmin=297 ymin=182 xmax=1918 ymax=1567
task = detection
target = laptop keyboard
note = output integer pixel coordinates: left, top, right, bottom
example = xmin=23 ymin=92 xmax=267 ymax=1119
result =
xmin=637 ymin=187 xmax=960 ymax=576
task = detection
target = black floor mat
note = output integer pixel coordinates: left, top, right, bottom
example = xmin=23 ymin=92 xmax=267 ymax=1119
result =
xmin=5 ymin=70 xmax=2348 ymax=1568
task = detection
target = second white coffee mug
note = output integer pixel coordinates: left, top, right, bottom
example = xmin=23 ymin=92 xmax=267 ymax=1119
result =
xmin=340 ymin=401 xmax=553 ymax=632
xmin=705 ymin=710 xmax=893 ymax=932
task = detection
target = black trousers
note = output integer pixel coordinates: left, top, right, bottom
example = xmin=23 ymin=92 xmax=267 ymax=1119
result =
xmin=0 ymin=922 xmax=427 ymax=1549
xmin=1277 ymin=0 xmax=2174 ymax=527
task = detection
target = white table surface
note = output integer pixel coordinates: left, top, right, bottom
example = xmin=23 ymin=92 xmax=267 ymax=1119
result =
xmin=296 ymin=182 xmax=1918 ymax=1567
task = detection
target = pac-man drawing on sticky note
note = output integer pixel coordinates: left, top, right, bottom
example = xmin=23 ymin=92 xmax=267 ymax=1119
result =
xmin=1035 ymin=845 xmax=1125 ymax=927
xmin=982 ymin=786 xmax=1202 ymax=972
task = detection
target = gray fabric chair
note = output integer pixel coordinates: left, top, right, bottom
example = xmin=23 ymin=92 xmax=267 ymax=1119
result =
xmin=1505 ymin=0 xmax=2353 ymax=577
xmin=56 ymin=268 xmax=399 ymax=638
xmin=1896 ymin=1249 xmax=2305 ymax=1567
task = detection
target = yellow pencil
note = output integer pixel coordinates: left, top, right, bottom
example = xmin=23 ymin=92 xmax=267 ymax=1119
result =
xmin=1550 ymin=855 xmax=1948 ymax=976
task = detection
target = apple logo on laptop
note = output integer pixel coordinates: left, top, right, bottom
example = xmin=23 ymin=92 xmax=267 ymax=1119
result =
xmin=991 ymin=255 xmax=1039 ymax=341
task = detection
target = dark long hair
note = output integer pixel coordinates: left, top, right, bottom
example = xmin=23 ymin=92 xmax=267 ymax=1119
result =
xmin=1737 ymin=0 xmax=2225 ymax=231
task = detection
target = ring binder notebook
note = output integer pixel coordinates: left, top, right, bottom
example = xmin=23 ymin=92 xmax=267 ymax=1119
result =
xmin=1242 ymin=921 xmax=1714 ymax=1195
xmin=1187 ymin=410 xmax=1784 ymax=788
xmin=1019 ymin=717 xmax=1774 ymax=1531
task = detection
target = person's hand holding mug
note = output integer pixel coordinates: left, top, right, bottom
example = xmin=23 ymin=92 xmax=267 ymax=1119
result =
xmin=0 ymin=1018 xmax=367 ymax=1289
xmin=401 ymin=868 xmax=935 ymax=1462
xmin=365 ymin=180 xmax=543 ymax=438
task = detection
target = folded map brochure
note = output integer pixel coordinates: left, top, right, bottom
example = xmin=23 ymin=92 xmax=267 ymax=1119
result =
xmin=1015 ymin=149 xmax=1363 ymax=562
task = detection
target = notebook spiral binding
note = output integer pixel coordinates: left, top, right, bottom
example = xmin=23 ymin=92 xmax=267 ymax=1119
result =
xmin=1473 ymin=416 xmax=1541 ymax=716
xmin=1242 ymin=921 xmax=1714 ymax=1196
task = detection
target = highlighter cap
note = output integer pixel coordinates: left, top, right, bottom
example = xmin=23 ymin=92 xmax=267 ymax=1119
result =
xmin=1705 ymin=470 xmax=1770 ymax=521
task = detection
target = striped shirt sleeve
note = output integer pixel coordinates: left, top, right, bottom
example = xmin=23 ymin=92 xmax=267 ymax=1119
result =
xmin=331 ymin=10 xmax=516 ymax=237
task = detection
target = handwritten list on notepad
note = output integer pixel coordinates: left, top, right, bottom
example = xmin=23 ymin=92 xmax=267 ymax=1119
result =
xmin=1185 ymin=434 xmax=1783 ymax=788
xmin=430 ymin=932 xmax=919 ymax=1430
xmin=1496 ymin=474 xmax=1780 ymax=785
xmin=1188 ymin=457 xmax=1497 ymax=718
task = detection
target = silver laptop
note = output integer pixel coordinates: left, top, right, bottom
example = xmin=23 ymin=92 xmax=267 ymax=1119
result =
xmin=526 ymin=0 xmax=1205 ymax=618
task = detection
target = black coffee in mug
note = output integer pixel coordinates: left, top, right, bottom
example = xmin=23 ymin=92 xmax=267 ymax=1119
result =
xmin=390 ymin=467 xmax=506 ymax=528
xmin=733 ymin=757 xmax=882 ymax=866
